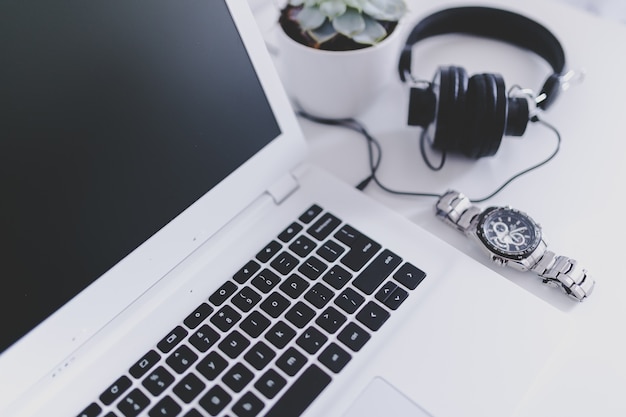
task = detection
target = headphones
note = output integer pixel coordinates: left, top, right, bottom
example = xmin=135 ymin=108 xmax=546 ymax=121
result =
xmin=398 ymin=7 xmax=567 ymax=159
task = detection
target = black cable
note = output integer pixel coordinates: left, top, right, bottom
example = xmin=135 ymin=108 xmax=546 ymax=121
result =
xmin=419 ymin=129 xmax=447 ymax=171
xmin=295 ymin=111 xmax=383 ymax=191
xmin=470 ymin=116 xmax=561 ymax=202
xmin=296 ymin=110 xmax=561 ymax=202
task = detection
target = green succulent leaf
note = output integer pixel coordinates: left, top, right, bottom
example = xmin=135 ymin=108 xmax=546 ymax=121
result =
xmin=332 ymin=8 xmax=365 ymax=37
xmin=289 ymin=0 xmax=407 ymax=20
xmin=319 ymin=0 xmax=347 ymax=18
xmin=352 ymin=15 xmax=387 ymax=44
xmin=308 ymin=19 xmax=340 ymax=44
xmin=296 ymin=6 xmax=327 ymax=30
xmin=343 ymin=0 xmax=367 ymax=11
xmin=362 ymin=0 xmax=407 ymax=21
xmin=286 ymin=0 xmax=407 ymax=45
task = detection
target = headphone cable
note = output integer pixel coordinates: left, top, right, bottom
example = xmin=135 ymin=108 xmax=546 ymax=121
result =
xmin=296 ymin=110 xmax=561 ymax=203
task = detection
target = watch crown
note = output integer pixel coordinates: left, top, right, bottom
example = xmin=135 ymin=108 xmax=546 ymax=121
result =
xmin=492 ymin=257 xmax=506 ymax=267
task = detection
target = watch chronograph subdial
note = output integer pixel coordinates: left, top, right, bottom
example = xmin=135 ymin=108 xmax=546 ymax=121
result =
xmin=477 ymin=207 xmax=541 ymax=258
xmin=487 ymin=220 xmax=530 ymax=251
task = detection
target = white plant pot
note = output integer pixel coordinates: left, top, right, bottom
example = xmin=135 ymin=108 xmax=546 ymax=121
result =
xmin=276 ymin=21 xmax=404 ymax=119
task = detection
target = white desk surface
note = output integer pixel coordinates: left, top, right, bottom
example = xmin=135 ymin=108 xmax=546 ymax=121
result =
xmin=251 ymin=0 xmax=626 ymax=415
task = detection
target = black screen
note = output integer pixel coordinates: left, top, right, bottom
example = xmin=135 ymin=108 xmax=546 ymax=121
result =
xmin=0 ymin=0 xmax=280 ymax=352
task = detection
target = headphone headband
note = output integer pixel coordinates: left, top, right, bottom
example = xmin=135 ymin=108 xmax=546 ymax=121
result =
xmin=398 ymin=7 xmax=566 ymax=110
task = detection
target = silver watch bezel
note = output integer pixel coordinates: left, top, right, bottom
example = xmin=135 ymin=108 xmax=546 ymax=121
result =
xmin=474 ymin=206 xmax=543 ymax=261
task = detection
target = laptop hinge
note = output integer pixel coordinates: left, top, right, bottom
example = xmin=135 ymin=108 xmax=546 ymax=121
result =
xmin=267 ymin=172 xmax=300 ymax=205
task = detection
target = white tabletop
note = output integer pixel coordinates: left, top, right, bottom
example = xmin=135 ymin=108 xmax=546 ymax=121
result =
xmin=251 ymin=1 xmax=626 ymax=415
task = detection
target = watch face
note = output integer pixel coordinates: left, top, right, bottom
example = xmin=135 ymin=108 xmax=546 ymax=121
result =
xmin=476 ymin=207 xmax=542 ymax=260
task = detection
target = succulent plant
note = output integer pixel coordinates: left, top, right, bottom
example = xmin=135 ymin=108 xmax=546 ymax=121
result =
xmin=283 ymin=0 xmax=407 ymax=48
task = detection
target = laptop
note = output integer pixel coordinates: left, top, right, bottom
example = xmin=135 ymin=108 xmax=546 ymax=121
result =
xmin=0 ymin=1 xmax=568 ymax=416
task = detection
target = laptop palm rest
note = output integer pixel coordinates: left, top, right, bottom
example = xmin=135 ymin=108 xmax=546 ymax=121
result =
xmin=342 ymin=377 xmax=434 ymax=417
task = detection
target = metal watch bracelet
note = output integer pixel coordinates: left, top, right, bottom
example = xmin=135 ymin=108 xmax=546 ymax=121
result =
xmin=435 ymin=190 xmax=595 ymax=302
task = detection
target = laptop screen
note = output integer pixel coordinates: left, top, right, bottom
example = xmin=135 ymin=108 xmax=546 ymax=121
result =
xmin=0 ymin=0 xmax=280 ymax=353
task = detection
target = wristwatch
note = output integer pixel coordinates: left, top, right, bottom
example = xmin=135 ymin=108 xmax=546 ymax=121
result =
xmin=435 ymin=190 xmax=595 ymax=301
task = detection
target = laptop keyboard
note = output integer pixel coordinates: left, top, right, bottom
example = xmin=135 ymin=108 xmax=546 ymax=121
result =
xmin=78 ymin=204 xmax=426 ymax=417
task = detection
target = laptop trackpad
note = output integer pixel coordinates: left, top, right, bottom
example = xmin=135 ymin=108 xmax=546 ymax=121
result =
xmin=342 ymin=377 xmax=434 ymax=417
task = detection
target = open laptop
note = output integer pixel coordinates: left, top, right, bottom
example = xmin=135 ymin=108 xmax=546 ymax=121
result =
xmin=0 ymin=1 xmax=568 ymax=416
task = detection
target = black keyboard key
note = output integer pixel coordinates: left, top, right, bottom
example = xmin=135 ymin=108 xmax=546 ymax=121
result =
xmin=340 ymin=235 xmax=382 ymax=272
xmin=209 ymin=281 xmax=238 ymax=307
xmin=375 ymin=281 xmax=398 ymax=304
xmin=278 ymin=222 xmax=303 ymax=243
xmin=307 ymin=212 xmax=341 ymax=241
xmin=296 ymin=326 xmax=328 ymax=354
xmin=334 ymin=224 xmax=361 ymax=246
xmin=352 ymin=249 xmax=402 ymax=295
xmin=196 ymin=351 xmax=228 ymax=381
xmin=264 ymin=365 xmax=331 ymax=417
xmin=289 ymin=235 xmax=316 ymax=257
xmin=298 ymin=256 xmax=327 ymax=280
xmin=316 ymin=240 xmax=345 ymax=262
xmin=334 ymin=287 xmax=365 ymax=314
xmin=318 ymin=342 xmax=352 ymax=373
xmin=199 ymin=385 xmax=231 ymax=416
xmin=322 ymin=265 xmax=352 ymax=290
xmin=315 ymin=306 xmax=347 ymax=334
xmin=256 ymin=240 xmax=282 ymax=263
xmin=142 ymin=366 xmax=174 ymax=396
xmin=211 ymin=305 xmax=242 ymax=332
xmin=222 ymin=362 xmax=254 ymax=393
xmin=104 ymin=412 xmax=117 ymax=417
xmin=251 ymin=269 xmax=280 ymax=294
xmin=356 ymin=301 xmax=390 ymax=331
xmin=173 ymin=373 xmax=206 ymax=404
xmin=337 ymin=322 xmax=371 ymax=352
xmin=157 ymin=326 xmax=188 ymax=354
xmin=276 ymin=347 xmax=307 ymax=376
xmin=394 ymin=262 xmax=427 ymax=289
xmin=243 ymin=341 xmax=276 ymax=370
xmin=299 ymin=204 xmax=323 ymax=224
xmin=232 ymin=391 xmax=264 ymax=417
xmin=218 ymin=330 xmax=250 ymax=359
xmin=189 ymin=324 xmax=220 ymax=353
xmin=239 ymin=310 xmax=271 ymax=338
xmin=231 ymin=286 xmax=262 ymax=313
xmin=100 ymin=375 xmax=132 ymax=405
xmin=271 ymin=251 xmax=299 ymax=275
xmin=279 ymin=274 xmax=309 ymax=299
xmin=130 ymin=350 xmax=161 ymax=379
xmin=383 ymin=286 xmax=409 ymax=310
xmin=183 ymin=409 xmax=202 ymax=417
xmin=77 ymin=403 xmax=101 ymax=417
xmin=265 ymin=321 xmax=296 ymax=349
xmin=285 ymin=301 xmax=316 ymax=329
xmin=304 ymin=283 xmax=334 ymax=309
xmin=234 ymin=260 xmax=261 ymax=284
xmin=167 ymin=345 xmax=198 ymax=374
xmin=254 ymin=369 xmax=286 ymax=400
xmin=184 ymin=303 xmax=214 ymax=329
xmin=148 ymin=396 xmax=181 ymax=417
xmin=118 ymin=388 xmax=150 ymax=417
xmin=260 ymin=292 xmax=291 ymax=318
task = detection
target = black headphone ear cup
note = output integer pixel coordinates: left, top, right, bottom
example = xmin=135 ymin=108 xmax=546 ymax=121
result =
xmin=463 ymin=73 xmax=507 ymax=158
xmin=431 ymin=66 xmax=468 ymax=153
xmin=505 ymin=96 xmax=530 ymax=137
